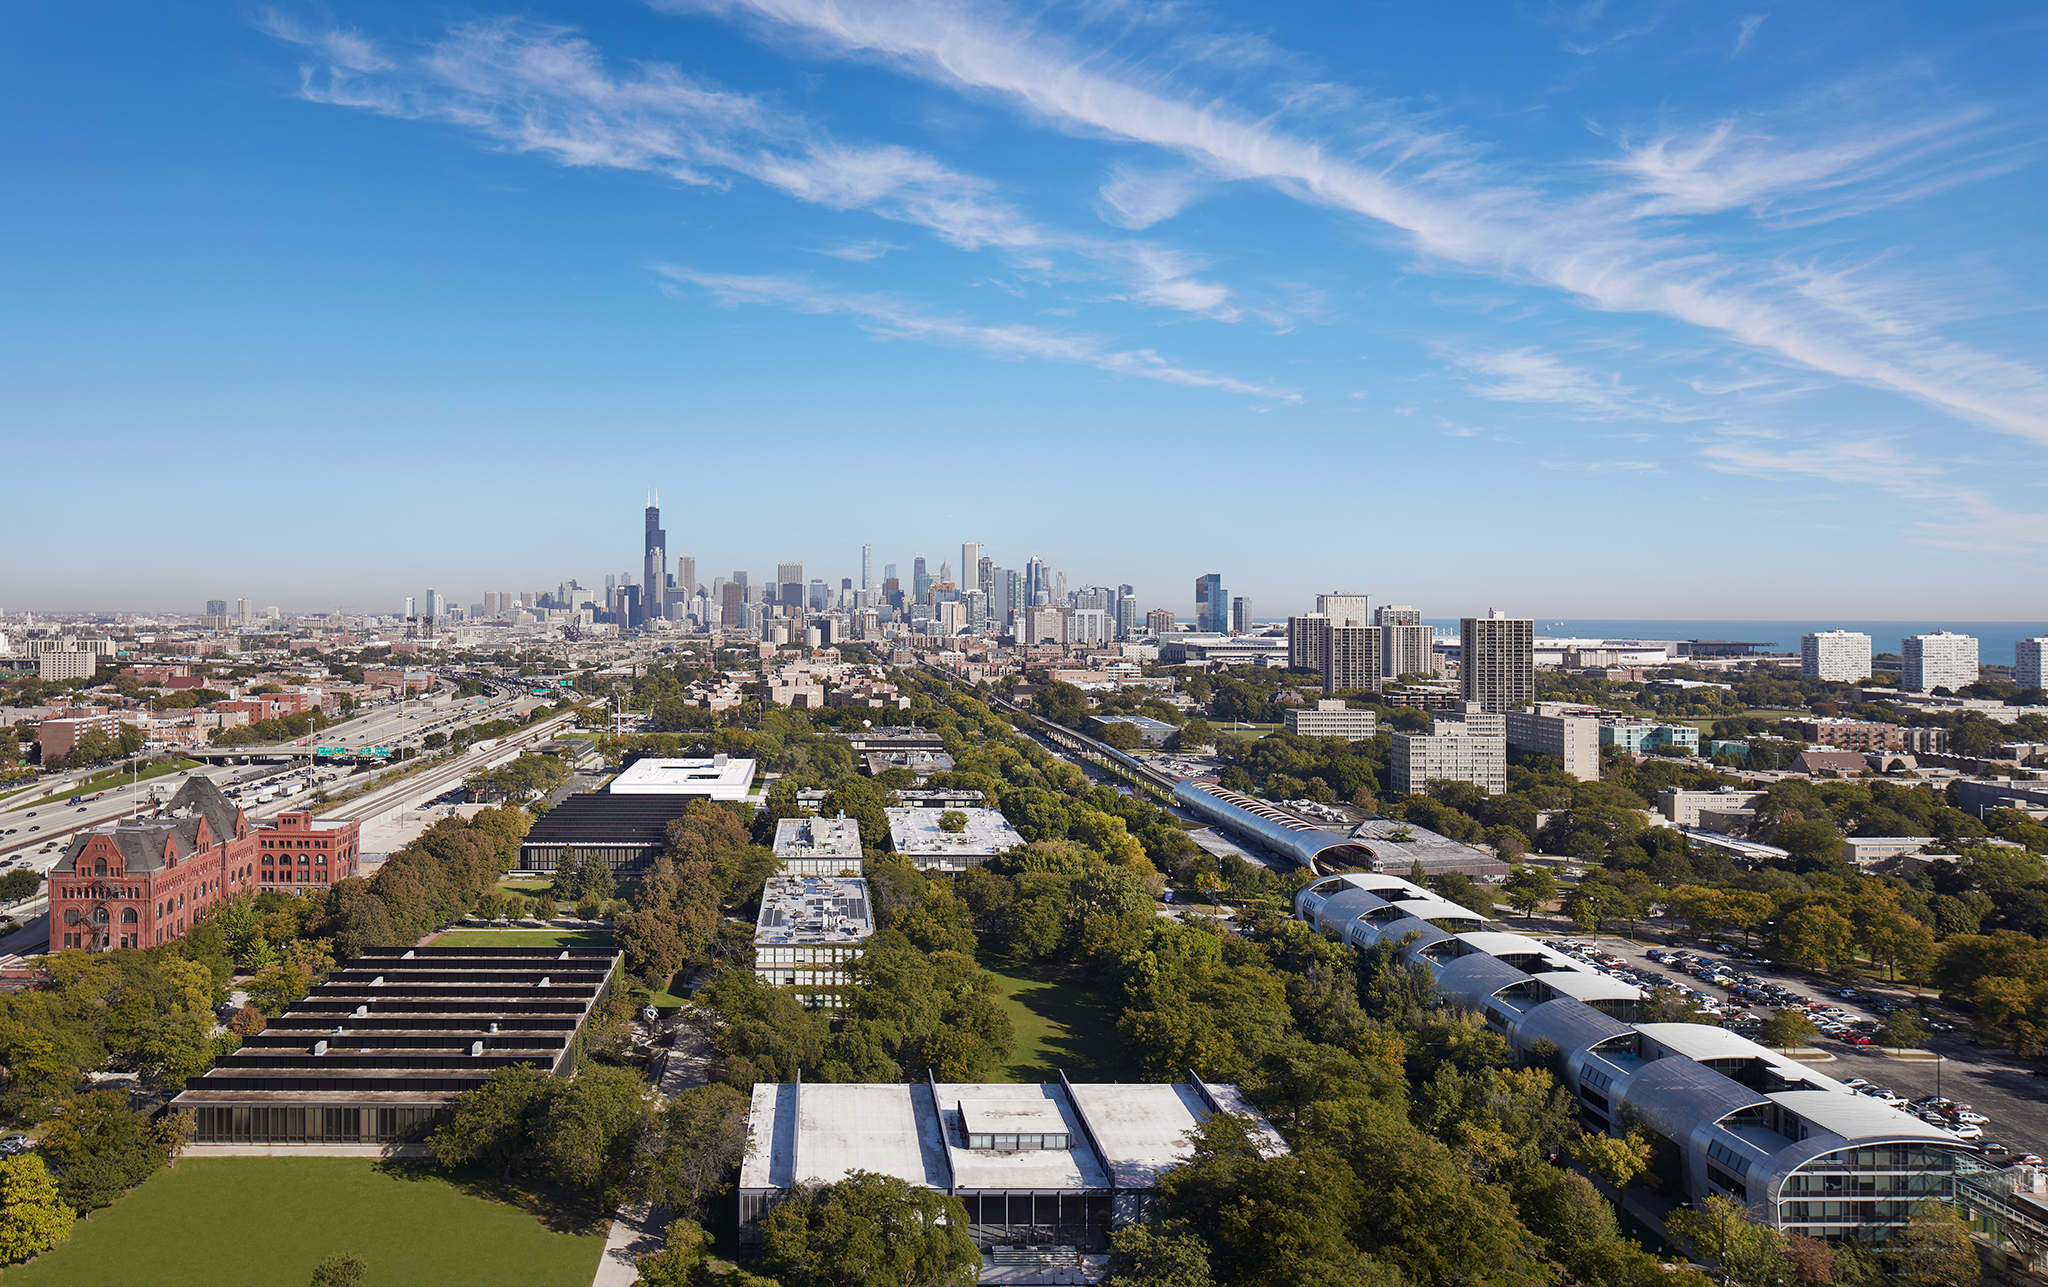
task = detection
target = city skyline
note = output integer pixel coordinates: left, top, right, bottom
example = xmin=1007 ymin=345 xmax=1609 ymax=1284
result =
xmin=5 ymin=3 xmax=2046 ymax=615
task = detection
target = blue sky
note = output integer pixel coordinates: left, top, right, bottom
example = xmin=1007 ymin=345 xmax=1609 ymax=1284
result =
xmin=5 ymin=1 xmax=2046 ymax=619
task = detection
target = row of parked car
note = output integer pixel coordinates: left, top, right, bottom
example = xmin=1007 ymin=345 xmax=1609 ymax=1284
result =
xmin=1544 ymin=940 xmax=1733 ymax=1015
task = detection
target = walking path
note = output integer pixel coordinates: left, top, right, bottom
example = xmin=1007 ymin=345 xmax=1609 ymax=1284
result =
xmin=591 ymin=1009 xmax=716 ymax=1287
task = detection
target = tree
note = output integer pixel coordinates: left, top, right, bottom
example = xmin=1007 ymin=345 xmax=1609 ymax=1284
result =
xmin=36 ymin=1090 xmax=176 ymax=1212
xmin=1503 ymin=867 xmax=1557 ymax=923
xmin=937 ymin=810 xmax=968 ymax=834
xmin=1562 ymin=881 xmax=1636 ymax=934
xmin=1877 ymin=1010 xmax=1930 ymax=1051
xmin=640 ymin=1084 xmax=750 ymax=1223
xmin=1099 ymin=721 xmax=1142 ymax=751
xmin=0 ymin=869 xmax=41 ymax=903
xmin=0 ymin=1154 xmax=73 ymax=1263
xmin=1175 ymin=719 xmax=1216 ymax=751
xmin=1759 ymin=1008 xmax=1819 ymax=1052
xmin=534 ymin=1064 xmax=655 ymax=1205
xmin=228 ymin=1004 xmax=268 ymax=1036
xmin=1894 ymin=1201 xmax=1980 ymax=1287
xmin=758 ymin=1171 xmax=980 ymax=1287
xmin=1667 ymin=1194 xmax=1791 ymax=1287
xmin=309 ymin=1252 xmax=368 ymax=1287
xmin=1776 ymin=904 xmax=1856 ymax=975
xmin=429 ymin=1064 xmax=557 ymax=1180
xmin=1566 ymin=1129 xmax=1651 ymax=1193
xmin=635 ymin=1219 xmax=710 ymax=1287
xmin=1106 ymin=1223 xmax=1213 ymax=1287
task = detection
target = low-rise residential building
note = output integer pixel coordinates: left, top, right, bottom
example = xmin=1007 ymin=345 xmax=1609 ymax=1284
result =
xmin=753 ymin=874 xmax=873 ymax=1008
xmin=773 ymin=815 xmax=863 ymax=875
xmin=1503 ymin=705 xmax=1601 ymax=781
xmin=1284 ymin=699 xmax=1379 ymax=740
xmin=1793 ymin=748 xmax=1876 ymax=777
xmin=884 ymin=806 xmax=1025 ymax=871
xmin=1390 ymin=703 xmax=1506 ymax=796
xmin=1781 ymin=718 xmax=1948 ymax=755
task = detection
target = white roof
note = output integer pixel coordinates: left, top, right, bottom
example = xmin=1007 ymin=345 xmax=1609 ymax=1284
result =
xmin=1063 ymin=1083 xmax=1212 ymax=1188
xmin=1457 ymin=932 xmax=1585 ymax=970
xmin=773 ymin=815 xmax=863 ymax=860
xmin=1768 ymin=1089 xmax=1959 ymax=1144
xmin=609 ymin=756 xmax=756 ymax=800
xmin=1540 ymin=972 xmax=1646 ymax=1004
xmin=884 ymin=807 xmax=1024 ymax=857
xmin=942 ymin=1084 xmax=1108 ymax=1190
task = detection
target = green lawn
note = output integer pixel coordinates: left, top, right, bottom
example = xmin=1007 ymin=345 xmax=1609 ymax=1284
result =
xmin=978 ymin=957 xmax=1119 ymax=1082
xmin=497 ymin=878 xmax=557 ymax=896
xmin=432 ymin=929 xmax=617 ymax=948
xmin=1 ymin=1158 xmax=606 ymax=1287
xmin=4 ymin=761 xmax=202 ymax=813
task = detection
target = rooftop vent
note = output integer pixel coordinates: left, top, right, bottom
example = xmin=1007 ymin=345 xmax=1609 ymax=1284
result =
xmin=312 ymin=1040 xmax=328 ymax=1056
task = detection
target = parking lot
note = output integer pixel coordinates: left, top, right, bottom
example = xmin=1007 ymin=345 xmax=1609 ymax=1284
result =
xmin=1551 ymin=932 xmax=2048 ymax=1162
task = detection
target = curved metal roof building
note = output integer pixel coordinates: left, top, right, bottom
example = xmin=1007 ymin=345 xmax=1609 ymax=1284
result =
xmin=1295 ymin=872 xmax=1986 ymax=1242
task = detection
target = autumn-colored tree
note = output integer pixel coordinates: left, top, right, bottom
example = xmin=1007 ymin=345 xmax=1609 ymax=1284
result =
xmin=1566 ymin=1129 xmax=1651 ymax=1193
xmin=228 ymin=1005 xmax=268 ymax=1036
xmin=0 ymin=1154 xmax=73 ymax=1263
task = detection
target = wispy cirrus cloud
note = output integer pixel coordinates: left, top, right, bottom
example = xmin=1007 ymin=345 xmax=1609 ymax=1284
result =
xmin=665 ymin=0 xmax=2048 ymax=444
xmin=259 ymin=12 xmax=1250 ymax=323
xmin=1702 ymin=436 xmax=2048 ymax=552
xmin=657 ymin=266 xmax=1299 ymax=399
xmin=1438 ymin=345 xmax=1707 ymax=422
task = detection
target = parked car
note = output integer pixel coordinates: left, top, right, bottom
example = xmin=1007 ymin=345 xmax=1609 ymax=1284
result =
xmin=1951 ymin=1124 xmax=1984 ymax=1141
xmin=0 ymin=1134 xmax=30 ymax=1156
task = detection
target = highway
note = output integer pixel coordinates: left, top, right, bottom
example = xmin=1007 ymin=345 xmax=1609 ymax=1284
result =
xmin=0 ymin=684 xmax=552 ymax=872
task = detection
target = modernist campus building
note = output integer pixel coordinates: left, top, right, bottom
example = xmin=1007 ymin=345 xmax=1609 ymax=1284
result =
xmin=174 ymin=945 xmax=621 ymax=1148
xmin=740 ymin=1075 xmax=1286 ymax=1252
xmin=1295 ymin=872 xmax=1984 ymax=1243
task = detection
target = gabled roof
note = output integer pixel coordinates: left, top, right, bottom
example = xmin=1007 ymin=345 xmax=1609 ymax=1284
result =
xmin=166 ymin=774 xmax=246 ymax=842
xmin=60 ymin=820 xmax=192 ymax=875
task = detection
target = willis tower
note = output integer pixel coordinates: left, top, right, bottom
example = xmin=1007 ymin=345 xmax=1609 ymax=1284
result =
xmin=642 ymin=492 xmax=666 ymax=628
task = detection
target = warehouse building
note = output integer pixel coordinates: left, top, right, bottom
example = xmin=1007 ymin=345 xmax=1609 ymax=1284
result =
xmin=1294 ymin=873 xmax=1979 ymax=1243
xmin=739 ymin=1076 xmax=1286 ymax=1251
xmin=175 ymin=945 xmax=621 ymax=1150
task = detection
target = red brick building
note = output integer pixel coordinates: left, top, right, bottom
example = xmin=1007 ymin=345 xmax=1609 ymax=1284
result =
xmin=255 ymin=809 xmax=363 ymax=888
xmin=49 ymin=776 xmax=258 ymax=952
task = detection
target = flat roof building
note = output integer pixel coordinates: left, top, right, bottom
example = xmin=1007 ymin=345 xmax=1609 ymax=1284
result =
xmin=1170 ymin=783 xmax=1508 ymax=878
xmin=608 ymin=755 xmax=757 ymax=800
xmin=754 ymin=875 xmax=873 ymax=1008
xmin=1391 ymin=703 xmax=1506 ymax=796
xmin=1902 ymin=632 xmax=1980 ymax=694
xmin=1088 ymin=714 xmax=1180 ymax=746
xmin=884 ymin=806 xmax=1025 ymax=871
xmin=518 ymin=792 xmax=702 ymax=873
xmin=861 ymin=748 xmax=956 ymax=778
xmin=1504 ymin=706 xmax=1600 ymax=781
xmin=1801 ymin=630 xmax=1872 ymax=683
xmin=1284 ymin=699 xmax=1378 ymax=740
xmin=773 ymin=815 xmax=863 ymax=875
xmin=175 ymin=945 xmax=621 ymax=1152
xmin=738 ymin=1077 xmax=1286 ymax=1251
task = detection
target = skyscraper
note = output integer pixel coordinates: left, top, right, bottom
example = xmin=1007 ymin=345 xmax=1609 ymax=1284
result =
xmin=861 ymin=545 xmax=873 ymax=592
xmin=1231 ymin=597 xmax=1252 ymax=634
xmin=1801 ymin=630 xmax=1872 ymax=683
xmin=1288 ymin=614 xmax=1329 ymax=672
xmin=1382 ymin=623 xmax=1433 ymax=679
xmin=1461 ymin=610 xmax=1535 ymax=713
xmin=961 ymin=543 xmax=980 ymax=594
xmin=913 ymin=556 xmax=932 ymax=606
xmin=977 ymin=556 xmax=994 ymax=596
xmin=205 ymin=599 xmax=227 ymax=618
xmin=1317 ymin=593 xmax=1371 ymax=623
xmin=1376 ymin=604 xmax=1421 ymax=627
xmin=676 ymin=556 xmax=696 ymax=606
xmin=778 ymin=563 xmax=805 ymax=609
xmin=2018 ymin=638 xmax=2048 ymax=694
xmin=1324 ymin=625 xmax=1380 ymax=695
xmin=644 ymin=493 xmax=666 ymax=622
xmin=1902 ymin=632 xmax=1979 ymax=693
xmin=1194 ymin=574 xmax=1225 ymax=633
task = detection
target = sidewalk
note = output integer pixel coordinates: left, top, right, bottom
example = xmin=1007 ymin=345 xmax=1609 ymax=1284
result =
xmin=592 ymin=1202 xmax=666 ymax=1287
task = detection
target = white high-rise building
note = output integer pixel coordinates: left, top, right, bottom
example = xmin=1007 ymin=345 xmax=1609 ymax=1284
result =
xmin=1902 ymin=632 xmax=1979 ymax=693
xmin=236 ymin=597 xmax=253 ymax=627
xmin=960 ymin=544 xmax=980 ymax=596
xmin=1391 ymin=703 xmax=1507 ymax=795
xmin=861 ymin=545 xmax=873 ymax=592
xmin=1316 ymin=592 xmax=1371 ymax=625
xmin=2018 ymin=638 xmax=2048 ymax=693
xmin=1801 ymin=630 xmax=1872 ymax=683
xmin=1382 ymin=623 xmax=1433 ymax=679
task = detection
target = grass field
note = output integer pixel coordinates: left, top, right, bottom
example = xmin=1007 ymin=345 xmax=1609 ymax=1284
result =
xmin=4 ymin=760 xmax=203 ymax=813
xmin=979 ymin=957 xmax=1119 ymax=1082
xmin=432 ymin=929 xmax=617 ymax=948
xmin=1 ymin=1158 xmax=606 ymax=1287
xmin=497 ymin=878 xmax=557 ymax=896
